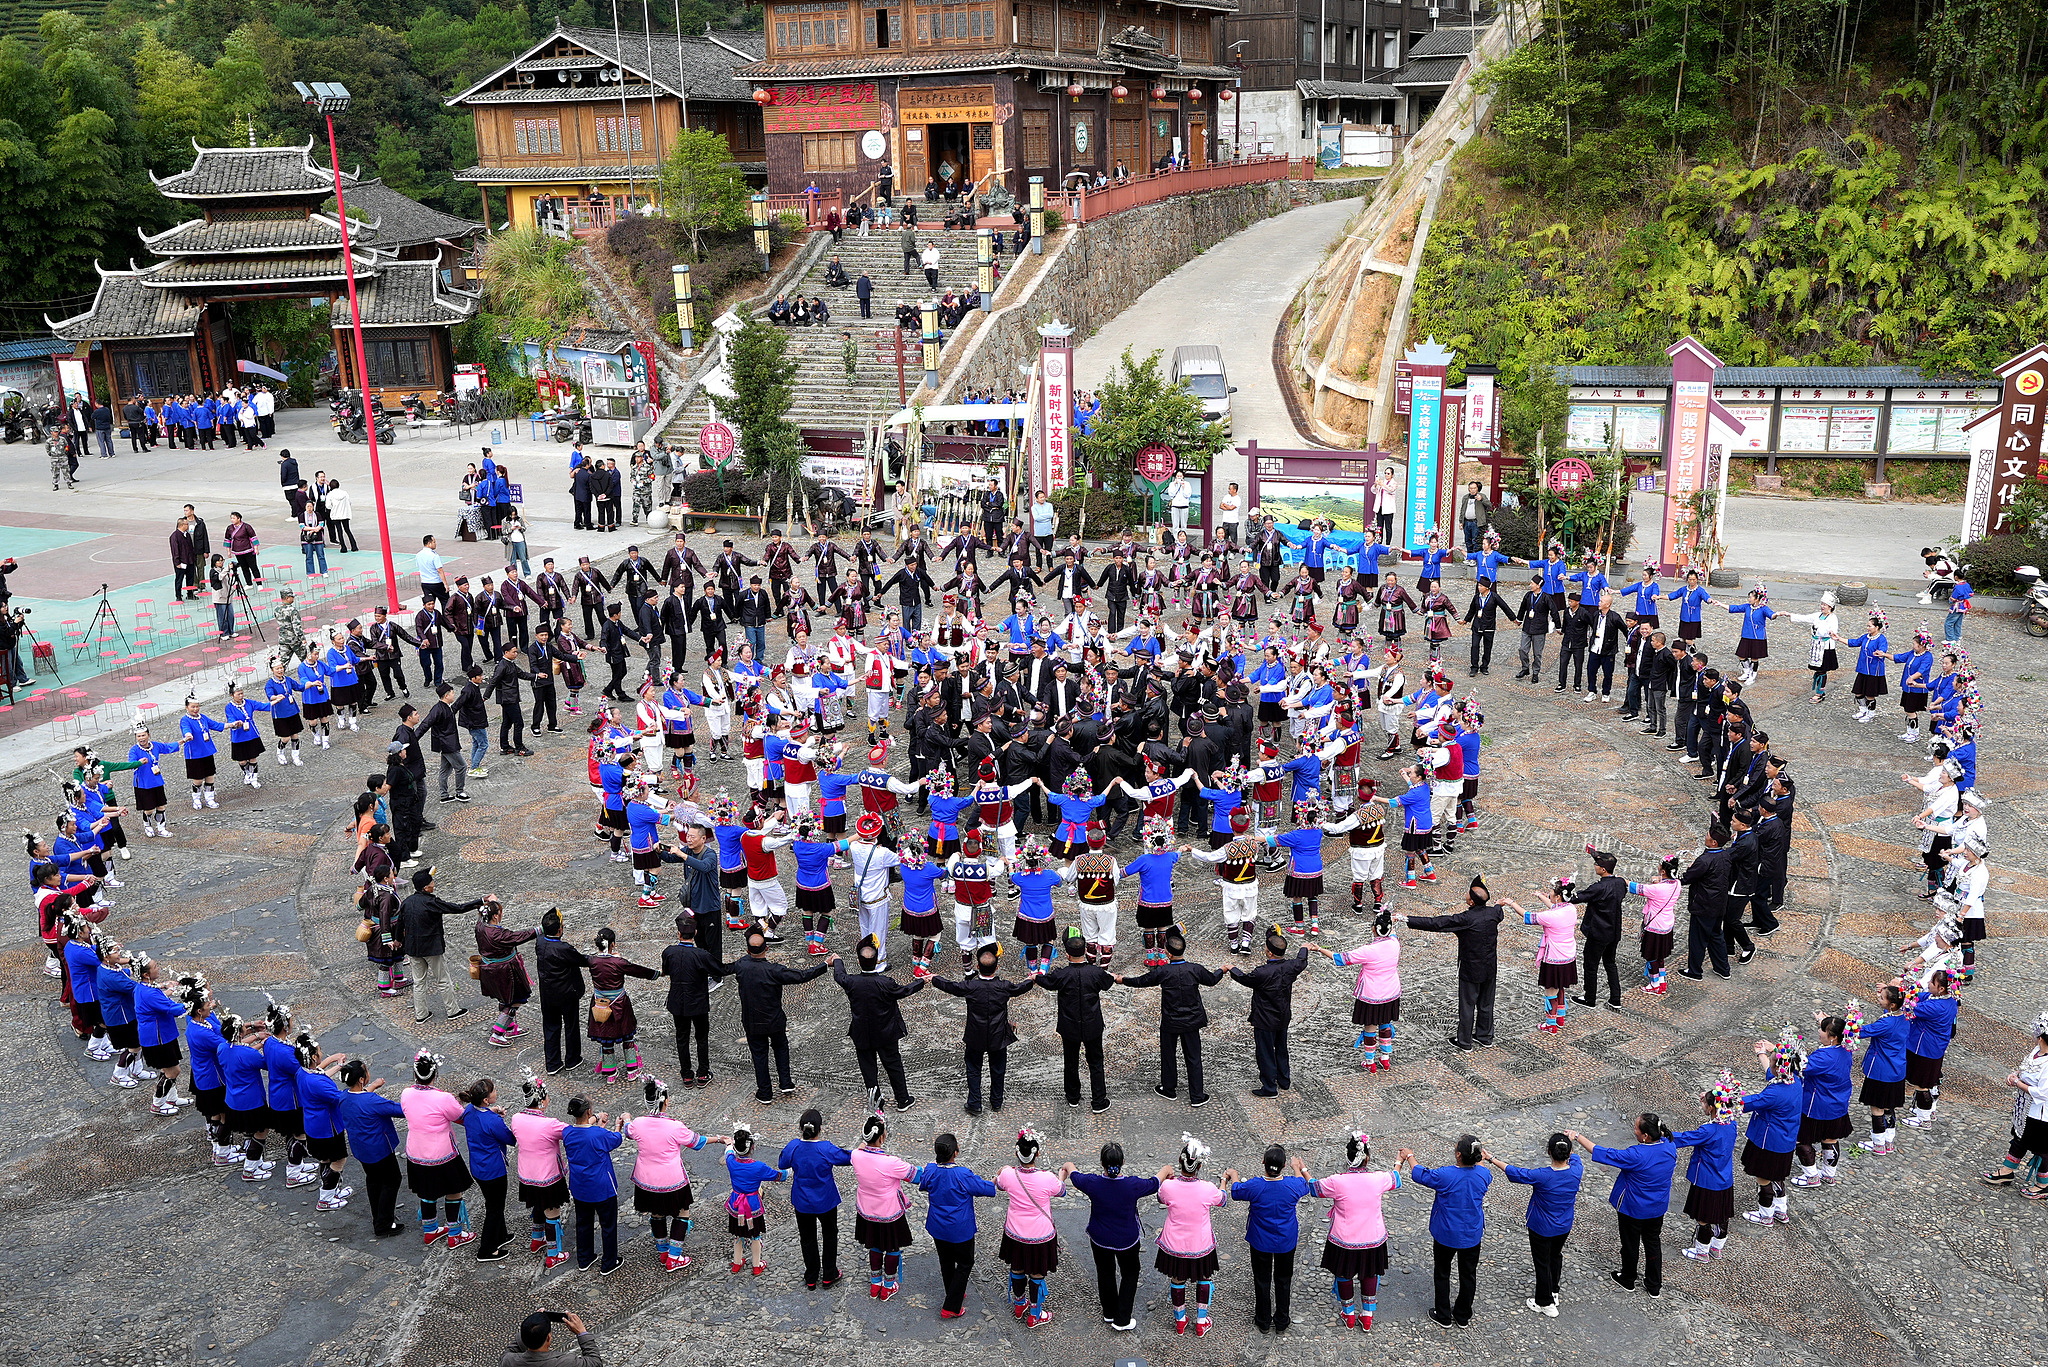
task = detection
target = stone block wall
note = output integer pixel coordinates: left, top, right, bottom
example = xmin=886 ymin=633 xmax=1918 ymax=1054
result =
xmin=950 ymin=179 xmax=1293 ymax=395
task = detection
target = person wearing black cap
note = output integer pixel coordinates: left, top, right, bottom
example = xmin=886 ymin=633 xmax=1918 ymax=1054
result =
xmin=1116 ymin=929 xmax=1227 ymax=1106
xmin=721 ymin=927 xmax=830 ymax=1103
xmin=932 ymin=944 xmax=1035 ymax=1114
xmin=1048 ymin=930 xmax=1114 ymax=1114
xmin=502 ymin=1310 xmax=596 ymax=1366
xmin=831 ymin=937 xmax=924 ymax=1110
xmin=1230 ymin=928 xmax=1312 ymax=1096
xmin=1399 ymin=876 xmax=1504 ymax=1050
xmin=399 ymin=866 xmax=485 ymax=1024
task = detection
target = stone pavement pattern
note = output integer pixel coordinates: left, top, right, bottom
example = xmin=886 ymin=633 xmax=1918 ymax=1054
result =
xmin=6 ymin=561 xmax=2047 ymax=1367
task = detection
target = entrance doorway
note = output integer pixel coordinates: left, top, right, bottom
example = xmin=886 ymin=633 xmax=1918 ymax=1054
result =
xmin=926 ymin=123 xmax=970 ymax=196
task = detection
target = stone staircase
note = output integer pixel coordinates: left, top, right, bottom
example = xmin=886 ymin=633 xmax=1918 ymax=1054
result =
xmin=659 ymin=227 xmax=994 ymax=445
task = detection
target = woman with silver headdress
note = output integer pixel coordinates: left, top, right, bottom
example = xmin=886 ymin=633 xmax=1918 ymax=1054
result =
xmin=1983 ymin=1011 xmax=2048 ymax=1197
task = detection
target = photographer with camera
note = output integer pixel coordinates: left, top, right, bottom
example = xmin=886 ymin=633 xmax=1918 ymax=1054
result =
xmin=0 ymin=601 xmax=27 ymax=688
xmin=503 ymin=1310 xmax=599 ymax=1366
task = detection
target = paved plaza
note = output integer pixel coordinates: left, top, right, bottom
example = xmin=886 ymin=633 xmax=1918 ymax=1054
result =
xmin=7 ymin=540 xmax=2045 ymax=1367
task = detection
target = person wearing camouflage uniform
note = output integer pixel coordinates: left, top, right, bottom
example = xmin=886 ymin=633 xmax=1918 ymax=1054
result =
xmin=630 ymin=450 xmax=655 ymax=526
xmin=49 ymin=429 xmax=76 ymax=490
xmin=273 ymin=589 xmax=308 ymax=663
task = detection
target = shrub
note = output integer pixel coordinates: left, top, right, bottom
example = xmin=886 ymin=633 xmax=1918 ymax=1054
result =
xmin=1956 ymin=532 xmax=2041 ymax=596
xmin=680 ymin=469 xmax=833 ymax=523
xmin=1051 ymin=486 xmax=1138 ymax=537
xmin=606 ymin=216 xmax=791 ymax=322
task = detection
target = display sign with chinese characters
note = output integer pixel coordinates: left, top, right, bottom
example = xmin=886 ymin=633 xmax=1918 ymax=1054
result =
xmin=1135 ymin=442 xmax=1176 ymax=483
xmin=762 ymin=82 xmax=883 ymax=134
xmin=1463 ymin=366 xmax=1497 ymax=457
xmin=1659 ymin=336 xmax=1721 ymax=573
xmin=1961 ymin=345 xmax=2046 ymax=541
xmin=897 ymin=85 xmax=997 ymax=124
xmin=1402 ymin=338 xmax=1454 ymax=553
xmin=1547 ymin=457 xmax=1592 ymax=493
xmin=1038 ymin=329 xmax=1074 ymax=493
xmin=1394 ymin=361 xmax=1412 ymax=416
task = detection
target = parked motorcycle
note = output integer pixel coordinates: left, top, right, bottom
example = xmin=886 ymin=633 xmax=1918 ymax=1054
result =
xmin=2018 ymin=565 xmax=2048 ymax=638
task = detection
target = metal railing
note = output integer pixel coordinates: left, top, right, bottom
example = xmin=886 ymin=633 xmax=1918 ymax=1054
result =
xmin=768 ymin=190 xmax=845 ymax=227
xmin=1046 ymin=155 xmax=1301 ymax=224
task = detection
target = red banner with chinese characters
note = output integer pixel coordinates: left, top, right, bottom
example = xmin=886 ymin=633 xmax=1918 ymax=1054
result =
xmin=762 ymin=82 xmax=883 ymax=134
xmin=1660 ymin=337 xmax=1721 ymax=573
xmin=1040 ymin=337 xmax=1073 ymax=493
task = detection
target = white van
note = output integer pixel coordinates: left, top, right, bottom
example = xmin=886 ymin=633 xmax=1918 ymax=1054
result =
xmin=1171 ymin=344 xmax=1237 ymax=432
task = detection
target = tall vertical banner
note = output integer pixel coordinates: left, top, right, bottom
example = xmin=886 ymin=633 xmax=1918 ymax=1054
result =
xmin=1962 ymin=342 xmax=2045 ymax=541
xmin=1401 ymin=337 xmax=1455 ymax=553
xmin=1660 ymin=337 xmax=1723 ymax=573
xmin=1462 ymin=366 xmax=1497 ymax=459
xmin=1037 ymin=322 xmax=1075 ymax=494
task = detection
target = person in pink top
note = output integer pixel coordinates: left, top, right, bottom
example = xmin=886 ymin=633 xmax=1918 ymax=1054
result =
xmin=996 ymin=1126 xmax=1064 ymax=1328
xmin=399 ymin=1050 xmax=475 ymax=1249
xmin=508 ymin=1070 xmax=571 ymax=1269
xmin=1630 ymin=855 xmax=1682 ymax=995
xmin=1309 ymin=1131 xmax=1403 ymax=1330
xmin=849 ymin=1112 xmax=916 ymax=1299
xmin=1509 ymin=881 xmax=1582 ymax=1033
xmin=622 ymin=1077 xmax=731 ymax=1273
xmin=1309 ymin=907 xmax=1401 ymax=1072
xmin=1153 ymin=1134 xmax=1227 ymax=1336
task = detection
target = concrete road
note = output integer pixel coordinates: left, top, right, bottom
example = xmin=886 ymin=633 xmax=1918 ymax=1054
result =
xmin=1073 ymin=196 xmax=1359 ymax=498
xmin=1624 ymin=490 xmax=1962 ymax=582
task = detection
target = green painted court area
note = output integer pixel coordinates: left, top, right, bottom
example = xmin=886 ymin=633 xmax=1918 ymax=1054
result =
xmin=0 ymin=527 xmax=106 ymax=559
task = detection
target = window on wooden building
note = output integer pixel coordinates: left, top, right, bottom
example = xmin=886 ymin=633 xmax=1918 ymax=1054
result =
xmin=365 ymin=339 xmax=430 ymax=387
xmin=1020 ymin=109 xmax=1051 ymax=166
xmin=513 ymin=118 xmax=563 ymax=155
xmin=1020 ymin=4 xmax=1052 ymax=46
xmin=1059 ymin=6 xmax=1094 ymax=49
xmin=802 ymin=131 xmax=860 ymax=171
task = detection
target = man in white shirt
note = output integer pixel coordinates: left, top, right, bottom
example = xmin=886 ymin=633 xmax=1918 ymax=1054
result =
xmin=416 ymin=534 xmax=447 ymax=605
xmin=254 ymin=384 xmax=276 ymax=438
xmin=1166 ymin=473 xmax=1191 ymax=536
xmin=1218 ymin=480 xmax=1242 ymax=549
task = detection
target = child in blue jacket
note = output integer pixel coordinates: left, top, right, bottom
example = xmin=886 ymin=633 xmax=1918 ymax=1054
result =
xmin=1674 ymin=1075 xmax=1740 ymax=1263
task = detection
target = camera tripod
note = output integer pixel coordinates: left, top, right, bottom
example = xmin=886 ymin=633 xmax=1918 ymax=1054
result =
xmin=2 ymin=612 xmax=45 ymax=699
xmin=229 ymin=573 xmax=268 ymax=645
xmin=71 ymin=583 xmax=131 ymax=662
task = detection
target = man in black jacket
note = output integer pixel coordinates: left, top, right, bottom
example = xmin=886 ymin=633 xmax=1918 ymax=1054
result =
xmin=1039 ymin=930 xmax=1114 ymax=1110
xmin=832 ymin=938 xmax=924 ymax=1109
xmin=1514 ymin=573 xmax=1550 ymax=681
xmin=634 ymin=587 xmax=663 ymax=680
xmin=1229 ymin=931 xmax=1311 ymax=1096
xmin=1554 ymin=590 xmax=1593 ymax=694
xmin=689 ymin=586 xmax=730 ymax=663
xmin=423 ymin=682 xmax=467 ymax=802
xmin=1402 ymin=876 xmax=1505 ymax=1049
xmin=1678 ymin=824 xmax=1734 ymax=980
xmin=722 ymin=927 xmax=830 ymax=1102
xmin=456 ymin=666 xmax=490 ymax=777
xmin=1568 ymin=851 xmax=1629 ymax=1009
xmin=385 ymin=727 xmax=426 ymax=866
xmin=486 ymin=641 xmax=536 ymax=756
xmin=1723 ymin=807 xmax=1761 ymax=965
xmin=399 ymin=866 xmax=484 ymax=1023
xmin=1117 ymin=930 xmax=1226 ymax=1105
xmin=1462 ymin=576 xmax=1519 ymax=675
xmin=659 ymin=583 xmax=692 ymax=672
xmin=879 ymin=557 xmax=933 ymax=631
xmin=1099 ymin=551 xmax=1135 ymax=633
xmin=661 ymin=912 xmax=726 ymax=1084
xmin=600 ymin=604 xmax=632 ymax=702
xmin=735 ymin=575 xmax=773 ymax=664
xmin=931 ymin=944 xmax=1036 ymax=1114
xmin=1583 ymin=591 xmax=1626 ymax=701
xmin=1672 ymin=649 xmax=1709 ymax=757
xmin=1751 ymin=771 xmax=1791 ymax=934
xmin=534 ymin=908 xmax=589 ymax=1074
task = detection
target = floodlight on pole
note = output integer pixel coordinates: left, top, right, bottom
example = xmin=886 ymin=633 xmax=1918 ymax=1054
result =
xmin=298 ymin=79 xmax=402 ymax=614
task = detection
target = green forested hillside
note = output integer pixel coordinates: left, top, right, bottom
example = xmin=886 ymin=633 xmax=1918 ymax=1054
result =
xmin=0 ymin=0 xmax=757 ymax=322
xmin=1409 ymin=0 xmax=2048 ymax=451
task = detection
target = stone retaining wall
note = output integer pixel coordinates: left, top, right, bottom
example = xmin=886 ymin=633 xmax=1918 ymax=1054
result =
xmin=950 ymin=179 xmax=1293 ymax=394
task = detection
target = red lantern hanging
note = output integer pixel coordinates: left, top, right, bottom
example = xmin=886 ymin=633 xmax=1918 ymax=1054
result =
xmin=1218 ymin=87 xmax=1234 ymax=102
xmin=1067 ymin=81 xmax=1084 ymax=97
xmin=751 ymin=87 xmax=774 ymax=106
xmin=1110 ymin=83 xmax=1128 ymax=100
xmin=1151 ymin=85 xmax=1168 ymax=101
xmin=1187 ymin=87 xmax=1203 ymax=101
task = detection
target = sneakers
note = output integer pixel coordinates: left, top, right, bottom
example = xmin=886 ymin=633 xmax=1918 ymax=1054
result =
xmin=446 ymin=1229 xmax=479 ymax=1251
xmin=1525 ymin=1297 xmax=1558 ymax=1317
xmin=318 ymin=1192 xmax=350 ymax=1211
xmin=284 ymin=1164 xmax=320 ymax=1188
xmin=1680 ymin=1245 xmax=1716 ymax=1262
xmin=191 ymin=792 xmax=204 ymax=810
xmin=1740 ymin=1209 xmax=1776 ymax=1225
xmin=150 ymin=1097 xmax=179 ymax=1116
xmin=110 ymin=1069 xmax=138 ymax=1089
xmin=1856 ymin=1136 xmax=1893 ymax=1156
xmin=203 ymin=790 xmax=218 ymax=808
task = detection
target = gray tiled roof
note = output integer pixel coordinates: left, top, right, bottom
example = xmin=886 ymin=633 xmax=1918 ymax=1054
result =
xmin=142 ymin=253 xmax=371 ymax=287
xmin=141 ymin=215 xmax=349 ymax=254
xmin=47 ymin=269 xmax=203 ymax=341
xmin=1296 ymin=79 xmax=1403 ymax=100
xmin=348 ymin=260 xmax=481 ymax=327
xmin=451 ymin=25 xmax=763 ymax=106
xmin=152 ymin=142 xmax=356 ymax=199
xmin=1391 ymin=56 xmax=1467 ymax=87
xmin=1407 ymin=26 xmax=1485 ymax=58
xmin=1554 ymin=364 xmax=1991 ymax=388
xmin=454 ymin=163 xmax=663 ymax=183
xmin=339 ymin=179 xmax=484 ymax=249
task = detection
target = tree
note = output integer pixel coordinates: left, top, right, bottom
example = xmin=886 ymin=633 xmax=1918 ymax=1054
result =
xmin=374 ymin=124 xmax=429 ymax=199
xmin=480 ymin=227 xmax=586 ymax=382
xmin=658 ymin=129 xmax=750 ymax=260
xmin=1499 ymin=366 xmax=1568 ymax=461
xmin=1074 ymin=346 xmax=1226 ymax=500
xmin=725 ymin=317 xmax=804 ymax=496
xmin=41 ymin=108 xmax=123 ymax=296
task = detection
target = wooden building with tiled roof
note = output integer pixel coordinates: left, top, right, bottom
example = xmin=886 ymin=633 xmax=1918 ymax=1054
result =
xmin=47 ymin=142 xmax=481 ymax=408
xmin=737 ymin=0 xmax=1240 ymax=204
